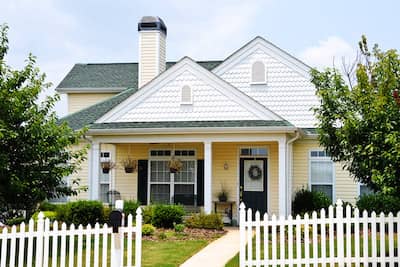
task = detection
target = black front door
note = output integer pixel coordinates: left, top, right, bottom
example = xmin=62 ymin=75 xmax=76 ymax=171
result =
xmin=239 ymin=158 xmax=268 ymax=215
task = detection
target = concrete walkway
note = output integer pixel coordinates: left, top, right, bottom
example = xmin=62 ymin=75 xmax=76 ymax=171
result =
xmin=180 ymin=227 xmax=240 ymax=267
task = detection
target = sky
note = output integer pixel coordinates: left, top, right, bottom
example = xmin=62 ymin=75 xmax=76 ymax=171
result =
xmin=1 ymin=0 xmax=399 ymax=117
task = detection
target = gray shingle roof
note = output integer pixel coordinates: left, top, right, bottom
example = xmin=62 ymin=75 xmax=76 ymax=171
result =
xmin=56 ymin=61 xmax=222 ymax=90
xmin=90 ymin=120 xmax=293 ymax=130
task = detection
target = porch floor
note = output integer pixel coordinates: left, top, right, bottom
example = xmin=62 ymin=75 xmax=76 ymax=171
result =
xmin=180 ymin=227 xmax=239 ymax=267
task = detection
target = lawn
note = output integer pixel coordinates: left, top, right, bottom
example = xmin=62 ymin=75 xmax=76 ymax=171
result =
xmin=225 ymin=232 xmax=398 ymax=267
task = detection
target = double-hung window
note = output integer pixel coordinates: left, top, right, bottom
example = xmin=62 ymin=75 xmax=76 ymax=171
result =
xmin=309 ymin=150 xmax=334 ymax=201
xmin=149 ymin=149 xmax=196 ymax=205
xmin=99 ymin=151 xmax=111 ymax=203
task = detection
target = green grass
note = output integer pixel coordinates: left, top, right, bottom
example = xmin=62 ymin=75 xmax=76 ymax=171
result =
xmin=225 ymin=232 xmax=398 ymax=267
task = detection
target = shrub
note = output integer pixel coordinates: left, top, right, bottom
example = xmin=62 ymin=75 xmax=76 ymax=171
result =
xmin=174 ymin=223 xmax=185 ymax=233
xmin=152 ymin=204 xmax=185 ymax=228
xmin=158 ymin=232 xmax=167 ymax=240
xmin=60 ymin=200 xmax=104 ymax=226
xmin=185 ymin=213 xmax=224 ymax=230
xmin=142 ymin=205 xmax=154 ymax=224
xmin=123 ymin=200 xmax=141 ymax=216
xmin=292 ymin=188 xmax=332 ymax=216
xmin=142 ymin=224 xmax=155 ymax=236
xmin=38 ymin=201 xmax=58 ymax=211
xmin=5 ymin=217 xmax=25 ymax=226
xmin=31 ymin=211 xmax=57 ymax=222
xmin=356 ymin=193 xmax=400 ymax=215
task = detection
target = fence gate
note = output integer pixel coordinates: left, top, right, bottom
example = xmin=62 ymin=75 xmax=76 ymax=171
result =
xmin=0 ymin=208 xmax=142 ymax=267
xmin=239 ymin=200 xmax=400 ymax=267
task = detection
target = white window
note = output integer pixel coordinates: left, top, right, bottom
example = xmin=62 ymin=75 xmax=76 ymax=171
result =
xmin=240 ymin=147 xmax=268 ymax=157
xmin=251 ymin=61 xmax=266 ymax=84
xmin=181 ymin=85 xmax=192 ymax=104
xmin=309 ymin=150 xmax=334 ymax=201
xmin=99 ymin=151 xmax=111 ymax=203
xmin=149 ymin=149 xmax=196 ymax=205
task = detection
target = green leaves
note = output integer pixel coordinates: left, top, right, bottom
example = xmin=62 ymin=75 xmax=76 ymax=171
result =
xmin=0 ymin=24 xmax=87 ymax=220
xmin=311 ymin=36 xmax=400 ymax=196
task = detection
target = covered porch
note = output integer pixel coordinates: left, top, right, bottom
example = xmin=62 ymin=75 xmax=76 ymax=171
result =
xmin=87 ymin=133 xmax=294 ymax=217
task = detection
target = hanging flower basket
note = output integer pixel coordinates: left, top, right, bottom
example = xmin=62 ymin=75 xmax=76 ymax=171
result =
xmin=121 ymin=157 xmax=137 ymax=173
xmin=101 ymin=161 xmax=116 ymax=174
xmin=168 ymin=156 xmax=183 ymax=173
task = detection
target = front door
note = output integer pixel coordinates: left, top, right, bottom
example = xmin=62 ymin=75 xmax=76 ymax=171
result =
xmin=239 ymin=158 xmax=268 ymax=215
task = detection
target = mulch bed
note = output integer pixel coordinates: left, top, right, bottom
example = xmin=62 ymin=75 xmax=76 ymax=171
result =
xmin=142 ymin=227 xmax=226 ymax=241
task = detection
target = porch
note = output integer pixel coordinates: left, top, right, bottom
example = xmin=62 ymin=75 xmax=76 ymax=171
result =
xmin=87 ymin=133 xmax=292 ymax=217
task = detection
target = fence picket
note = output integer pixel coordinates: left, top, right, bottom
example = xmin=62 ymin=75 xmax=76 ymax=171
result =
xmin=18 ymin=222 xmax=25 ymax=267
xmin=295 ymin=215 xmax=301 ymax=263
xmin=354 ymin=208 xmax=360 ymax=267
xmin=60 ymin=222 xmax=67 ymax=267
xmin=43 ymin=219 xmax=50 ymax=267
xmin=127 ymin=214 xmax=133 ymax=267
xmin=35 ymin=213 xmax=44 ymax=267
xmin=239 ymin=203 xmax=246 ymax=267
xmin=247 ymin=208 xmax=253 ymax=266
xmin=68 ymin=224 xmax=75 ymax=267
xmin=263 ymin=213 xmax=269 ymax=266
xmin=52 ymin=221 xmax=59 ymax=267
xmin=102 ymin=224 xmax=108 ymax=267
xmin=77 ymin=225 xmax=83 ymax=267
xmin=86 ymin=224 xmax=92 ymax=267
xmin=304 ymin=213 xmax=310 ymax=267
xmin=362 ymin=210 xmax=369 ymax=266
xmin=336 ymin=200 xmax=344 ymax=267
xmin=345 ymin=205 xmax=351 ymax=266
xmin=320 ymin=208 xmax=326 ymax=267
xmin=371 ymin=212 xmax=377 ymax=267
xmin=287 ymin=215 xmax=293 ymax=267
xmin=1 ymin=227 xmax=7 ymax=267
xmin=388 ymin=212 xmax=394 ymax=267
xmin=27 ymin=218 xmax=34 ymax=267
xmin=379 ymin=212 xmax=385 ymax=264
xmin=328 ymin=205 xmax=334 ymax=266
xmin=312 ymin=211 xmax=318 ymax=265
xmin=271 ymin=214 xmax=277 ymax=267
xmin=279 ymin=216 xmax=285 ymax=265
xmin=135 ymin=207 xmax=143 ymax=267
xmin=9 ymin=225 xmax=16 ymax=267
xmin=255 ymin=211 xmax=261 ymax=267
xmin=94 ymin=223 xmax=100 ymax=267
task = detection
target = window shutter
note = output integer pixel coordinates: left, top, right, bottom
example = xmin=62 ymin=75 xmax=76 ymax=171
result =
xmin=197 ymin=160 xmax=204 ymax=206
xmin=137 ymin=160 xmax=148 ymax=205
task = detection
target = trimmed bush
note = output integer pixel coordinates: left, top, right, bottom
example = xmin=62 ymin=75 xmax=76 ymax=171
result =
xmin=142 ymin=224 xmax=155 ymax=236
xmin=31 ymin=211 xmax=57 ymax=222
xmin=5 ymin=217 xmax=25 ymax=226
xmin=38 ymin=201 xmax=58 ymax=211
xmin=142 ymin=205 xmax=154 ymax=224
xmin=174 ymin=223 xmax=185 ymax=233
xmin=59 ymin=200 xmax=104 ymax=226
xmin=356 ymin=193 xmax=400 ymax=215
xmin=123 ymin=200 xmax=141 ymax=216
xmin=185 ymin=213 xmax=224 ymax=230
xmin=292 ymin=188 xmax=332 ymax=216
xmin=152 ymin=204 xmax=185 ymax=228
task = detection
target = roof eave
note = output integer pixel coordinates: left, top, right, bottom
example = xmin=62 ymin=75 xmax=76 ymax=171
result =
xmin=56 ymin=87 xmax=127 ymax=93
xmin=86 ymin=126 xmax=298 ymax=135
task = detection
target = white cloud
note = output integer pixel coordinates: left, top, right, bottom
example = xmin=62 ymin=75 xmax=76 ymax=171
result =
xmin=300 ymin=36 xmax=357 ymax=70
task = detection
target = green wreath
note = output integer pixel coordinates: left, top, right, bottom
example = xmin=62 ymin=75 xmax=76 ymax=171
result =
xmin=248 ymin=165 xmax=262 ymax=180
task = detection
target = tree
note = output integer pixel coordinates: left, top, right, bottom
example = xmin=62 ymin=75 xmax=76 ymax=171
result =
xmin=0 ymin=24 xmax=87 ymax=220
xmin=311 ymin=36 xmax=400 ymax=195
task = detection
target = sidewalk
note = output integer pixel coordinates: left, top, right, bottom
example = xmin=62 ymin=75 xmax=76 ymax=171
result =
xmin=180 ymin=227 xmax=239 ymax=267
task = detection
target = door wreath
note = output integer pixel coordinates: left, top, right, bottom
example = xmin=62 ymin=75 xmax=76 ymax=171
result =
xmin=248 ymin=165 xmax=262 ymax=180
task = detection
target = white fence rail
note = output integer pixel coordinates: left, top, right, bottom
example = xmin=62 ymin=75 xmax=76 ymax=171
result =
xmin=0 ymin=208 xmax=142 ymax=267
xmin=240 ymin=200 xmax=400 ymax=267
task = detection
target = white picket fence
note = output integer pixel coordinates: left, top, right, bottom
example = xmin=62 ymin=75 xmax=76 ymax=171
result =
xmin=0 ymin=208 xmax=142 ymax=267
xmin=240 ymin=200 xmax=400 ymax=267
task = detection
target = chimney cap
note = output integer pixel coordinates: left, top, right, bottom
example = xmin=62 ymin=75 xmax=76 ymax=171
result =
xmin=138 ymin=16 xmax=167 ymax=35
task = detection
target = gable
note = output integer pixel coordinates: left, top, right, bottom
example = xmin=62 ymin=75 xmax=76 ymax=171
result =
xmin=213 ymin=37 xmax=319 ymax=128
xmin=98 ymin=57 xmax=283 ymax=124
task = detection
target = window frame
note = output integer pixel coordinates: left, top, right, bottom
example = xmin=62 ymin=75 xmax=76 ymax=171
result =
xmin=308 ymin=149 xmax=335 ymax=202
xmin=180 ymin=85 xmax=193 ymax=105
xmin=358 ymin=183 xmax=374 ymax=196
xmin=147 ymin=149 xmax=197 ymax=205
xmin=250 ymin=61 xmax=267 ymax=85
xmin=99 ymin=150 xmax=112 ymax=203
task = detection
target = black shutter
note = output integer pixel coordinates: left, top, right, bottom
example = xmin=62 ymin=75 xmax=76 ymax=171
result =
xmin=197 ymin=160 xmax=204 ymax=206
xmin=137 ymin=160 xmax=148 ymax=205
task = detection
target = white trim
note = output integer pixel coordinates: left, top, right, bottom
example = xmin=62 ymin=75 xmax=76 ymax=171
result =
xmin=308 ymin=148 xmax=336 ymax=202
xmin=138 ymin=32 xmax=142 ymax=88
xmin=89 ymin=141 xmax=101 ymax=200
xmin=213 ymin=36 xmax=311 ymax=79
xmin=278 ymin=137 xmax=287 ymax=216
xmin=87 ymin=126 xmax=297 ymax=136
xmin=55 ymin=87 xmax=126 ymax=93
xmin=156 ymin=31 xmax=160 ymax=75
xmin=89 ymin=133 xmax=288 ymax=144
xmin=96 ymin=57 xmax=284 ymax=123
xmin=204 ymin=141 xmax=212 ymax=214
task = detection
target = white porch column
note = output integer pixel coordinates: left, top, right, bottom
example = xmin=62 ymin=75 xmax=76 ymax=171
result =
xmin=89 ymin=141 xmax=101 ymax=200
xmin=278 ymin=137 xmax=287 ymax=216
xmin=204 ymin=141 xmax=212 ymax=214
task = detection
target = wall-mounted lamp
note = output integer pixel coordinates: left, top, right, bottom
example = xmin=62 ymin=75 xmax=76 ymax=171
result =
xmin=223 ymin=162 xmax=229 ymax=170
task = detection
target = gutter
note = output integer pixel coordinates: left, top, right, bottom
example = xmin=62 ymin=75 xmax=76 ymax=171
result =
xmin=286 ymin=130 xmax=301 ymax=216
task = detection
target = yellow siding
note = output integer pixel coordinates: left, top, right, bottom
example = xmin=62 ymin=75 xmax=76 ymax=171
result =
xmin=292 ymin=139 xmax=358 ymax=205
xmin=68 ymin=93 xmax=116 ymax=114
xmin=69 ymin=141 xmax=90 ymax=200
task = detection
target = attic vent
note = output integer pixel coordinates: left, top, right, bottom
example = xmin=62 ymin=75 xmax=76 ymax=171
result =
xmin=181 ymin=85 xmax=192 ymax=104
xmin=251 ymin=61 xmax=266 ymax=84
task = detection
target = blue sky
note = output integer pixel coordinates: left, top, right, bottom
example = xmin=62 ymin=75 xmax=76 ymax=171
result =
xmin=1 ymin=0 xmax=399 ymax=116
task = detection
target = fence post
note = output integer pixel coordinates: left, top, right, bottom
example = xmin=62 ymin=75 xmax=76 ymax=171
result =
xmin=336 ymin=199 xmax=344 ymax=267
xmin=135 ymin=207 xmax=142 ymax=267
xmin=239 ymin=202 xmax=246 ymax=267
xmin=110 ymin=201 xmax=124 ymax=267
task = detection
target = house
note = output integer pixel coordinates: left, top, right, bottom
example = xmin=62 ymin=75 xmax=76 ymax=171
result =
xmin=57 ymin=16 xmax=360 ymax=219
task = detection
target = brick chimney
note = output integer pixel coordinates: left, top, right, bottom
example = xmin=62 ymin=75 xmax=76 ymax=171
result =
xmin=138 ymin=16 xmax=167 ymax=88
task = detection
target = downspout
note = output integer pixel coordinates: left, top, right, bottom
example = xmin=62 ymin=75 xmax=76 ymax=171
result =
xmin=286 ymin=131 xmax=300 ymax=216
